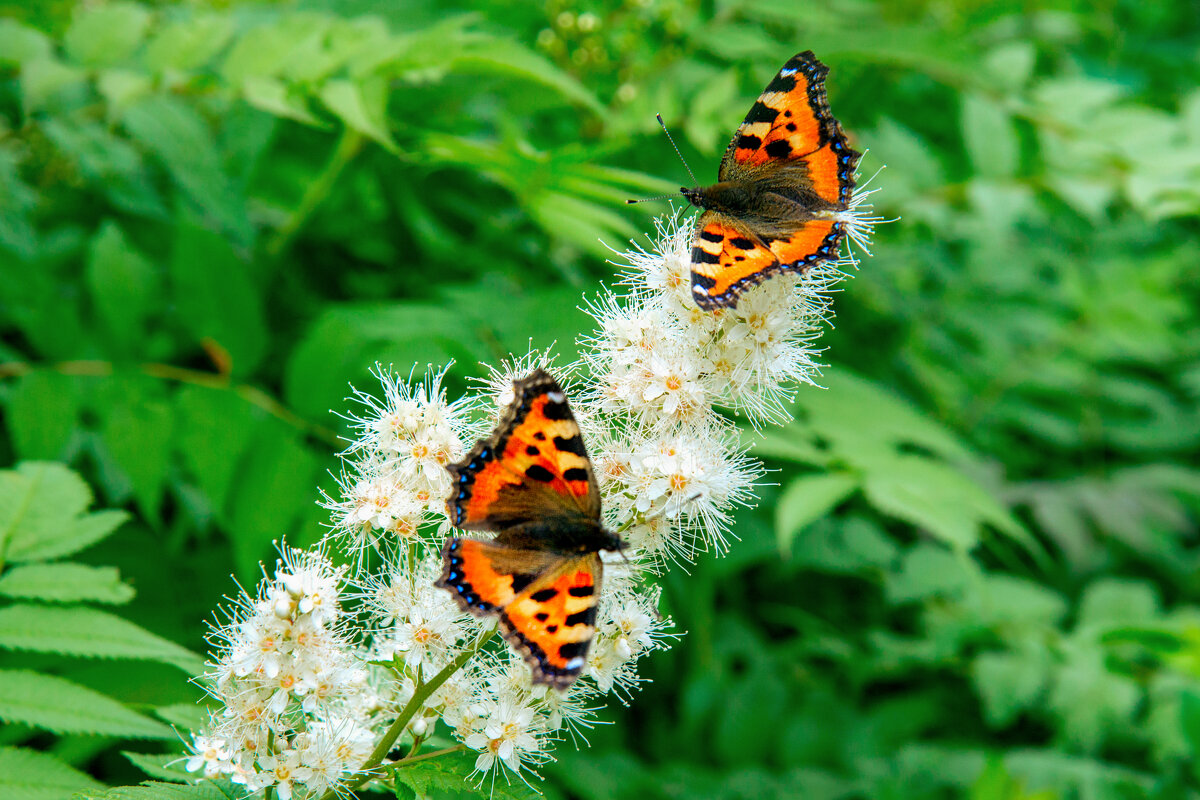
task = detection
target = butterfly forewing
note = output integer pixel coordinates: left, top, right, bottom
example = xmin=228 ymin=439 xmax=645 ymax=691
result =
xmin=447 ymin=370 xmax=600 ymax=532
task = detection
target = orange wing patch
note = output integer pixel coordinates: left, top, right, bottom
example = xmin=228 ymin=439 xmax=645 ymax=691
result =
xmin=722 ymin=51 xmax=860 ymax=206
xmin=447 ymin=372 xmax=599 ymax=531
xmin=691 ymin=217 xmax=779 ymax=309
xmin=438 ymin=539 xmax=601 ymax=689
xmin=500 ymin=554 xmax=600 ymax=687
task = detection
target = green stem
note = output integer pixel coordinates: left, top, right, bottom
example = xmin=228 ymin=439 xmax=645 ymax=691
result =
xmin=389 ymin=744 xmax=466 ymax=770
xmin=322 ymin=625 xmax=496 ymax=799
xmin=266 ymin=127 xmax=365 ymax=258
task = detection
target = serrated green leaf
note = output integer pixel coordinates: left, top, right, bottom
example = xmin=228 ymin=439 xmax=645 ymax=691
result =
xmin=1076 ymin=578 xmax=1160 ymax=632
xmin=86 ymin=222 xmax=159 ymax=357
xmin=394 ymin=750 xmax=540 ymax=799
xmin=123 ymin=751 xmax=192 ymax=783
xmin=1048 ymin=642 xmax=1141 ymax=752
xmin=318 ymin=78 xmax=395 ymax=149
xmin=0 ymin=669 xmax=173 ymax=739
xmin=77 ymin=780 xmax=241 ymax=800
xmin=5 ymin=372 xmax=79 ymax=460
xmin=169 ymin=223 xmax=267 ymax=376
xmin=775 ymin=472 xmax=860 ymax=553
xmin=64 ymin=3 xmax=150 ymax=67
xmin=9 ymin=509 xmax=129 ymax=564
xmin=2 ymin=463 xmax=128 ymax=563
xmin=154 ymin=702 xmax=211 ymax=733
xmin=143 ymin=15 xmax=235 ymax=73
xmin=0 ymin=745 xmax=103 ymax=799
xmin=0 ymin=563 xmax=134 ymax=604
xmin=0 ymin=605 xmax=203 ymax=674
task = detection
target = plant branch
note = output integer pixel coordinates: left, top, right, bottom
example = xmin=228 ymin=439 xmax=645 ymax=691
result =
xmin=266 ymin=127 xmax=365 ymax=258
xmin=325 ymin=625 xmax=497 ymax=799
xmin=0 ymin=360 xmax=341 ymax=447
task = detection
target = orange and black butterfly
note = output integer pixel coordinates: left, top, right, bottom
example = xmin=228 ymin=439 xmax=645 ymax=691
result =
xmin=435 ymin=370 xmax=622 ymax=689
xmin=683 ymin=51 xmax=862 ymax=310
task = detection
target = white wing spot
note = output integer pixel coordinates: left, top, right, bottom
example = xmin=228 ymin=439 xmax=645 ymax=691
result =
xmin=565 ymin=657 xmax=584 ymax=670
xmin=547 ymin=391 xmax=565 ymax=403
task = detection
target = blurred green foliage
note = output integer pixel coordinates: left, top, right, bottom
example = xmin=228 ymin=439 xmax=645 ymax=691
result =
xmin=1 ymin=0 xmax=1199 ymax=798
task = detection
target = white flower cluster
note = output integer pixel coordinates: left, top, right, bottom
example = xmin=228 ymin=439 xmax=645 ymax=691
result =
xmin=187 ymin=190 xmax=876 ymax=794
xmin=187 ymin=548 xmax=377 ymax=799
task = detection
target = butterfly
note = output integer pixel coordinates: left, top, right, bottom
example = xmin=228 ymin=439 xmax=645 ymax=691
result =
xmin=682 ymin=50 xmax=862 ymax=310
xmin=435 ymin=369 xmax=623 ymax=689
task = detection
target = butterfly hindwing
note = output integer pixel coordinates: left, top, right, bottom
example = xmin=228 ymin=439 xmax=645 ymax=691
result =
xmin=438 ymin=539 xmax=602 ymax=689
xmin=447 ymin=370 xmax=600 ymax=532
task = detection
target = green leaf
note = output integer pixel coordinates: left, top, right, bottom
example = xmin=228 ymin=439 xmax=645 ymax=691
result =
xmin=1047 ymin=642 xmax=1141 ymax=753
xmin=123 ymin=751 xmax=192 ymax=783
xmin=98 ymin=382 xmax=173 ymax=524
xmin=775 ymin=472 xmax=860 ymax=553
xmin=122 ymin=96 xmax=252 ymax=247
xmin=452 ymin=39 xmax=605 ymax=116
xmin=174 ymin=386 xmax=262 ymax=518
xmin=962 ymin=93 xmax=1019 ymax=178
xmin=5 ymin=372 xmax=79 ymax=460
xmin=318 ymin=78 xmax=396 ymax=149
xmin=227 ymin=424 xmax=322 ymax=577
xmin=972 ymin=644 xmax=1052 ymax=728
xmin=86 ymin=222 xmax=159 ymax=357
xmin=0 ymin=669 xmax=174 ymax=739
xmin=862 ymin=457 xmax=982 ymax=549
xmin=240 ymin=77 xmax=323 ymax=126
xmin=64 ymin=2 xmax=150 ymax=67
xmin=0 ymin=745 xmax=103 ymax=799
xmin=1181 ymin=687 xmax=1200 ymax=759
xmin=3 ymin=462 xmax=129 ymax=563
xmin=394 ymin=751 xmax=540 ymax=799
xmin=0 ymin=605 xmax=204 ymax=674
xmin=154 ymin=702 xmax=211 ymax=733
xmin=77 ymin=780 xmax=242 ymax=800
xmin=19 ymin=57 xmax=87 ymax=114
xmin=885 ymin=543 xmax=974 ymax=604
xmin=795 ymin=370 xmax=975 ymax=465
xmin=1076 ymin=578 xmax=1160 ymax=632
xmin=284 ymin=303 xmax=485 ymax=423
xmin=0 ymin=563 xmax=134 ymax=604
xmin=169 ymin=224 xmax=267 ymax=376
xmin=788 ymin=515 xmax=899 ymax=575
xmin=40 ymin=118 xmax=167 ymax=218
xmin=143 ymin=15 xmax=235 ymax=73
xmin=0 ymin=19 xmax=52 ymax=67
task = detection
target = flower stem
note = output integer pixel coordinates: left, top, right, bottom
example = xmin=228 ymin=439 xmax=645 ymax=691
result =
xmin=323 ymin=625 xmax=496 ymax=799
xmin=266 ymin=127 xmax=365 ymax=258
xmin=391 ymin=744 xmax=465 ymax=770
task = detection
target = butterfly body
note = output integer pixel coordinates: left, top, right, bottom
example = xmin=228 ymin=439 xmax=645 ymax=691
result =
xmin=684 ymin=51 xmax=861 ymax=310
xmin=436 ymin=370 xmax=622 ymax=689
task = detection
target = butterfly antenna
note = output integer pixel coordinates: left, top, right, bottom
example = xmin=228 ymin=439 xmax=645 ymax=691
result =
xmin=657 ymin=112 xmax=699 ymax=186
xmin=626 ymin=193 xmax=676 ymax=205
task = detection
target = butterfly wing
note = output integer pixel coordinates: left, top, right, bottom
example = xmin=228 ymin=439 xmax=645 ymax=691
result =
xmin=718 ymin=50 xmax=860 ymax=207
xmin=438 ymin=538 xmax=601 ymax=689
xmin=447 ymin=369 xmax=600 ymax=532
xmin=691 ymin=51 xmax=860 ymax=310
xmin=690 ymin=212 xmax=840 ymax=310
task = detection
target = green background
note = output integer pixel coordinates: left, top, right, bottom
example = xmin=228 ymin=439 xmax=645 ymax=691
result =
xmin=1 ymin=0 xmax=1199 ymax=798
